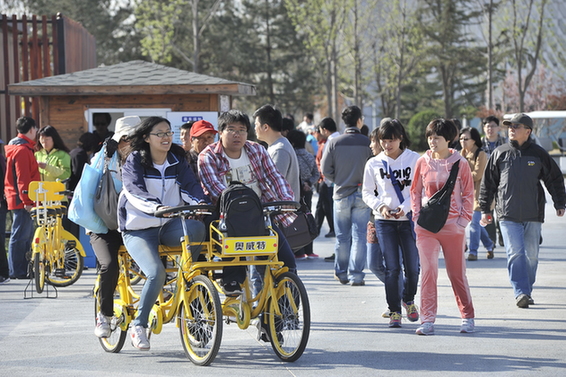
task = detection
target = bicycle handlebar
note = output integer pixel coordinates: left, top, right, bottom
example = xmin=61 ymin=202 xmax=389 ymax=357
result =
xmin=154 ymin=204 xmax=216 ymax=218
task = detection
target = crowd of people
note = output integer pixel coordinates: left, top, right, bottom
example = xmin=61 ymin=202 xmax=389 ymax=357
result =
xmin=1 ymin=108 xmax=564 ymax=348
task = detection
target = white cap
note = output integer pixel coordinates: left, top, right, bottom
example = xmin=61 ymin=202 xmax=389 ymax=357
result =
xmin=112 ymin=116 xmax=141 ymax=142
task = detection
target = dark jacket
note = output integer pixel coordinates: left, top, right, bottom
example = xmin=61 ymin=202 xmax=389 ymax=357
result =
xmin=4 ymin=134 xmax=41 ymax=209
xmin=69 ymin=146 xmax=89 ymax=191
xmin=320 ymin=127 xmax=372 ymax=200
xmin=479 ymin=138 xmax=565 ymax=223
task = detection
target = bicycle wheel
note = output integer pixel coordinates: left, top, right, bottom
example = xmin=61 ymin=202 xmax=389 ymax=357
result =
xmin=94 ymin=289 xmax=128 ymax=353
xmin=47 ymin=247 xmax=84 ymax=287
xmin=179 ymin=275 xmax=222 ymax=366
xmin=33 ymin=252 xmax=46 ymax=294
xmin=265 ymin=272 xmax=310 ymax=362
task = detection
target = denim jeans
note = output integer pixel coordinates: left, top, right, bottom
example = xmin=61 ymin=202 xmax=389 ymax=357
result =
xmin=468 ymin=210 xmax=494 ymax=255
xmin=8 ymin=208 xmax=34 ymax=278
xmin=367 ymin=242 xmax=386 ymax=283
xmin=0 ymin=205 xmax=9 ymax=278
xmin=122 ymin=218 xmax=205 ymax=328
xmin=333 ymin=191 xmax=370 ymax=284
xmin=375 ymin=220 xmax=420 ymax=313
xmin=499 ymin=220 xmax=542 ymax=298
xmin=249 ymin=224 xmax=297 ymax=296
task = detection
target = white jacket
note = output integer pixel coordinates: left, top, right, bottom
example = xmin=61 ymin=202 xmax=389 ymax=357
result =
xmin=362 ymin=148 xmax=420 ymax=220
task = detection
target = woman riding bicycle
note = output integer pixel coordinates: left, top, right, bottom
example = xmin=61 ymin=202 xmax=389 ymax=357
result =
xmin=118 ymin=116 xmax=210 ymax=351
xmin=93 ymin=116 xmax=140 ymax=339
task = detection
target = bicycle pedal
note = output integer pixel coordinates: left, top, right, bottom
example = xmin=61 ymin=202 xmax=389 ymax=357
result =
xmin=54 ymin=268 xmax=66 ymax=277
xmin=65 ymin=240 xmax=76 ymax=249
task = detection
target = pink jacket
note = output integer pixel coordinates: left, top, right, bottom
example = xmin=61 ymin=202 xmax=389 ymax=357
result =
xmin=410 ymin=149 xmax=474 ymax=229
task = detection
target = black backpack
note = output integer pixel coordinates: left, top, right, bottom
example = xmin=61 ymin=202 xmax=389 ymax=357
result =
xmin=219 ymin=181 xmax=266 ymax=237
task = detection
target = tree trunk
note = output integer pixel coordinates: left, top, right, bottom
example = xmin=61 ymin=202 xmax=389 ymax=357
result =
xmin=192 ymin=0 xmax=200 ymax=73
xmin=487 ymin=0 xmax=493 ymax=109
xmin=265 ymin=0 xmax=275 ymax=104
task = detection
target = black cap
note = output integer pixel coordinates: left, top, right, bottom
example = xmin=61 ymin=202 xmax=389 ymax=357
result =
xmin=502 ymin=113 xmax=533 ymax=129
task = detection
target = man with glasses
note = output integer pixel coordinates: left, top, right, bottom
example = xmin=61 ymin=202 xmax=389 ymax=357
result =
xmin=481 ymin=115 xmax=507 ymax=156
xmin=198 ymin=110 xmax=297 ymax=294
xmin=481 ymin=115 xmax=507 ymax=246
xmin=479 ymin=113 xmax=565 ymax=309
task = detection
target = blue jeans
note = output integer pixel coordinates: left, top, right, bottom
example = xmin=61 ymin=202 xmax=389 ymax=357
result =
xmin=249 ymin=224 xmax=297 ymax=295
xmin=122 ymin=218 xmax=205 ymax=328
xmin=469 ymin=211 xmax=494 ymax=255
xmin=0 ymin=204 xmax=8 ymax=278
xmin=333 ymin=191 xmax=370 ymax=284
xmin=499 ymin=220 xmax=542 ymax=298
xmin=8 ymin=208 xmax=34 ymax=278
xmin=375 ymin=220 xmax=420 ymax=313
xmin=367 ymin=242 xmax=386 ymax=283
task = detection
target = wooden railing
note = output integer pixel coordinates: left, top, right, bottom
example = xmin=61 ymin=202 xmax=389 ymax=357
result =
xmin=0 ymin=13 xmax=96 ymax=143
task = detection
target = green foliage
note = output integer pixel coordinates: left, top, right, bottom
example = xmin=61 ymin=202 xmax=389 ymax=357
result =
xmin=416 ymin=0 xmax=487 ymax=118
xmin=407 ymin=109 xmax=442 ymax=151
xmin=21 ymin=0 xmax=143 ymax=64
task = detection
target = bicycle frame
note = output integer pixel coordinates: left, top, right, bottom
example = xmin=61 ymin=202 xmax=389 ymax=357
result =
xmin=97 ymin=203 xmax=309 ymax=364
xmin=26 ymin=181 xmax=86 ymax=297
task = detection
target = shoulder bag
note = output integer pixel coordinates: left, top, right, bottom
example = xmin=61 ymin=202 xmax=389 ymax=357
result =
xmin=416 ymin=160 xmax=460 ymax=233
xmin=94 ymin=151 xmax=121 ymax=230
xmin=68 ymin=146 xmax=108 ymax=234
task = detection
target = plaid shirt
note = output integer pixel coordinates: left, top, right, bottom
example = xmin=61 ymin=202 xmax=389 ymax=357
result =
xmin=198 ymin=140 xmax=296 ymax=227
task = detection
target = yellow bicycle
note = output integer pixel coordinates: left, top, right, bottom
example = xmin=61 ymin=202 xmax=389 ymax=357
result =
xmin=94 ymin=203 xmax=310 ymax=366
xmin=28 ymin=181 xmax=86 ymax=295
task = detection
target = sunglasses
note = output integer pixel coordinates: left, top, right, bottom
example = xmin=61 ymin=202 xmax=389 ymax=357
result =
xmin=507 ymin=123 xmax=525 ymax=130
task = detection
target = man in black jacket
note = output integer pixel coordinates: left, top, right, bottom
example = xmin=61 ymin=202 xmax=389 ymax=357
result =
xmin=479 ymin=113 xmax=565 ymax=309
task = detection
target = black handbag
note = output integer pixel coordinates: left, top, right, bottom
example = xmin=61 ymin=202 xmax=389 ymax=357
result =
xmin=416 ymin=160 xmax=460 ymax=233
xmin=280 ymin=202 xmax=318 ymax=251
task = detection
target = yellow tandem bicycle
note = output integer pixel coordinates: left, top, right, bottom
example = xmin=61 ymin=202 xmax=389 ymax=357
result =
xmin=93 ymin=203 xmax=310 ymax=366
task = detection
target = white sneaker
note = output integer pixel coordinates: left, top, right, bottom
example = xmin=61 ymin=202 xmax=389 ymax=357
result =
xmin=94 ymin=313 xmax=111 ymax=338
xmin=460 ymin=318 xmax=475 ymax=333
xmin=130 ymin=325 xmax=150 ymax=350
xmin=416 ymin=322 xmax=435 ymax=335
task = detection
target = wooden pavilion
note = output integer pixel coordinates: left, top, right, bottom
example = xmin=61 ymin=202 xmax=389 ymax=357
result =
xmin=8 ymin=60 xmax=256 ymax=147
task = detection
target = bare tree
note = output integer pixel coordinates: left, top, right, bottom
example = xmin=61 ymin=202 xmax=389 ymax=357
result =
xmin=509 ymin=0 xmax=547 ymax=112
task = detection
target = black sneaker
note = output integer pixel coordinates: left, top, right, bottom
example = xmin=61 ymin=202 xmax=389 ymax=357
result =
xmin=0 ymin=276 xmax=10 ymax=284
xmin=324 ymin=254 xmax=335 ymax=262
xmin=223 ymin=281 xmax=242 ymax=297
xmin=516 ymin=294 xmax=530 ymax=308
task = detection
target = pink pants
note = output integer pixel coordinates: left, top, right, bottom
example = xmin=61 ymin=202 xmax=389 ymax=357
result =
xmin=415 ymin=222 xmax=475 ymax=323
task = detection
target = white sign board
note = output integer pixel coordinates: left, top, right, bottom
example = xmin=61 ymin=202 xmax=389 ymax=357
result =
xmin=166 ymin=112 xmax=218 ymax=145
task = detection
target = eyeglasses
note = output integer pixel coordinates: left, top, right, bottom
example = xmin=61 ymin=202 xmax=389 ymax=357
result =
xmin=149 ymin=131 xmax=174 ymax=138
xmin=460 ymin=138 xmax=470 ymax=141
xmin=507 ymin=123 xmax=524 ymax=130
xmin=224 ymin=128 xmax=247 ymax=135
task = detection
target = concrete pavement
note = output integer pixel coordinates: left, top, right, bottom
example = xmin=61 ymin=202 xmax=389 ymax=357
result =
xmin=1 ymin=194 xmax=565 ymax=376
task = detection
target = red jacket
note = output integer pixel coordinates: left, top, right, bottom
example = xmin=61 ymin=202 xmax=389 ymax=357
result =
xmin=4 ymin=134 xmax=40 ymax=209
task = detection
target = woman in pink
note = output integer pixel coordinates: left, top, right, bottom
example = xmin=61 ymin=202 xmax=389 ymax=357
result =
xmin=410 ymin=119 xmax=475 ymax=335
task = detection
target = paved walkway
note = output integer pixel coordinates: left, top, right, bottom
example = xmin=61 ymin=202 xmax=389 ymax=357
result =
xmin=1 ymin=193 xmax=565 ymax=376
